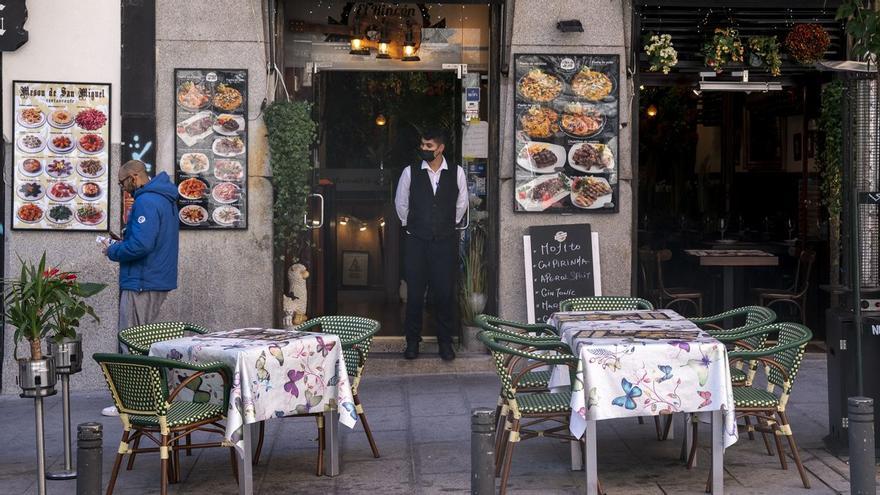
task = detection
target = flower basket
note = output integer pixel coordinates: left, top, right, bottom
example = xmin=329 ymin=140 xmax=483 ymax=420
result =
xmin=785 ymin=24 xmax=830 ymax=64
xmin=702 ymin=28 xmax=744 ymax=73
xmin=748 ymin=36 xmax=782 ymax=76
xmin=644 ymin=33 xmax=678 ymax=75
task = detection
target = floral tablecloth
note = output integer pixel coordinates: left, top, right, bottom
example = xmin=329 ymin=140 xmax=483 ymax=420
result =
xmin=149 ymin=328 xmax=357 ymax=452
xmin=548 ymin=310 xmax=738 ymax=448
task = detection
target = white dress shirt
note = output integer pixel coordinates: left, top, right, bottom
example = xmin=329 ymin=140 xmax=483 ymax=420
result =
xmin=395 ymin=157 xmax=469 ymax=227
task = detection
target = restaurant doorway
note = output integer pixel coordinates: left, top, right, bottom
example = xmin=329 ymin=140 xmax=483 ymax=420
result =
xmin=310 ymin=70 xmax=462 ymax=337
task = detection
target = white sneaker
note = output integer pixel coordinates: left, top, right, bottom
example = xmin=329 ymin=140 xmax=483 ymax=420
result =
xmin=101 ymin=406 xmax=119 ymax=417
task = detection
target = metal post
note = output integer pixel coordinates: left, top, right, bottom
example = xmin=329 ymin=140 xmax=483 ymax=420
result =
xmin=76 ymin=422 xmax=103 ymax=495
xmin=471 ymin=408 xmax=495 ymax=495
xmin=47 ymin=374 xmax=76 ymax=479
xmin=847 ymin=397 xmax=876 ymax=495
xmin=34 ymin=396 xmax=47 ymax=495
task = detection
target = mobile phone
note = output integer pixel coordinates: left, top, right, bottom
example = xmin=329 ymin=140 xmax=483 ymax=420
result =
xmin=108 ymin=230 xmax=121 ymax=241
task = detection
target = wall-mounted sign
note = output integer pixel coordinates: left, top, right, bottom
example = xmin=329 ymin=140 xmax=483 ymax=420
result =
xmin=174 ymin=69 xmax=248 ymax=229
xmin=513 ymin=54 xmax=620 ymax=213
xmin=0 ymin=1 xmax=29 ymax=52
xmin=12 ymin=81 xmax=111 ymax=231
xmin=523 ymin=224 xmax=602 ymax=323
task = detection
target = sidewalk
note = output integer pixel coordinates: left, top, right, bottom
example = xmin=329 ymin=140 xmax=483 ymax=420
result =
xmin=0 ymin=353 xmax=870 ymax=494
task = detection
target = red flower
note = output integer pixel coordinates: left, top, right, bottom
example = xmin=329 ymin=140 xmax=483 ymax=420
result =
xmin=42 ymin=267 xmax=60 ymax=278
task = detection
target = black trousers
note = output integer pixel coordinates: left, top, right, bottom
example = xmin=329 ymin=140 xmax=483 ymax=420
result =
xmin=404 ymin=233 xmax=457 ymax=345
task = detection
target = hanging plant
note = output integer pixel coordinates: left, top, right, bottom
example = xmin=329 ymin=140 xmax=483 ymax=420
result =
xmin=264 ymin=101 xmax=317 ymax=262
xmin=748 ymin=36 xmax=782 ymax=76
xmin=702 ymin=28 xmax=744 ymax=73
xmin=784 ymin=23 xmax=831 ymax=64
xmin=644 ymin=33 xmax=678 ymax=75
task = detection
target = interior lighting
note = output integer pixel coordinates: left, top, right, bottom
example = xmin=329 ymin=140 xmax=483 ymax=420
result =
xmin=339 ymin=216 xmax=348 ymax=225
xmin=349 ymin=23 xmax=370 ymax=56
xmin=359 ymin=223 xmax=368 ymax=231
xmin=375 ymin=114 xmax=387 ymax=126
xmin=379 ymin=218 xmax=386 ymax=227
xmin=646 ymin=104 xmax=658 ymax=118
xmin=377 ymin=39 xmax=391 ymax=59
xmin=402 ymin=23 xmax=420 ymax=62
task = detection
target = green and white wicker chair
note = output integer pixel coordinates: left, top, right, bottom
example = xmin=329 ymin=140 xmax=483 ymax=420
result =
xmin=690 ymin=306 xmax=776 ymax=386
xmin=478 ymin=330 xmax=601 ymax=495
xmin=559 ymin=296 xmax=654 ymax=312
xmin=118 ymin=322 xmax=209 ymax=355
xmin=690 ymin=323 xmax=813 ymax=489
xmin=94 ymin=353 xmax=236 ymax=495
xmin=251 ymin=316 xmax=382 ymax=473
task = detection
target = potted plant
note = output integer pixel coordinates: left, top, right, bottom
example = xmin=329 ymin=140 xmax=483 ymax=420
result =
xmin=748 ymin=36 xmax=782 ymax=76
xmin=644 ymin=33 xmax=678 ymax=75
xmin=459 ymin=224 xmax=487 ymax=352
xmin=46 ymin=266 xmax=105 ymax=374
xmin=702 ymin=27 xmax=744 ymax=73
xmin=784 ymin=23 xmax=831 ymax=65
xmin=4 ymin=253 xmax=104 ymax=395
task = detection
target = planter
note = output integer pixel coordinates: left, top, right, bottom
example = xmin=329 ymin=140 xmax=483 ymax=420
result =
xmin=48 ymin=335 xmax=83 ymax=375
xmin=18 ymin=357 xmax=57 ymax=398
xmin=469 ymin=292 xmax=487 ymax=316
xmin=461 ymin=324 xmax=484 ymax=353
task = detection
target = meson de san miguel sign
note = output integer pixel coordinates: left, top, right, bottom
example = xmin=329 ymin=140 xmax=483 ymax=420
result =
xmin=288 ymin=3 xmax=447 ymax=58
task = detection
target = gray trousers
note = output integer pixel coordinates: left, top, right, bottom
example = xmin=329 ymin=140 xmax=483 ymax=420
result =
xmin=117 ymin=290 xmax=168 ymax=352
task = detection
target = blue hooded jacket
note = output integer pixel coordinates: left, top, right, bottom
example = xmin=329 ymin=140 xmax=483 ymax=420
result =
xmin=107 ymin=172 xmax=179 ymax=291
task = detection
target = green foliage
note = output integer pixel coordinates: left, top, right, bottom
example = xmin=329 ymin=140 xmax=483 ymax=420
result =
xmin=264 ymin=101 xmax=317 ymax=261
xmin=3 ymin=252 xmax=106 ymax=359
xmin=748 ymin=36 xmax=782 ymax=76
xmin=837 ymin=0 xmax=880 ymax=63
xmin=819 ymin=80 xmax=843 ymax=217
xmin=459 ymin=225 xmax=487 ymax=325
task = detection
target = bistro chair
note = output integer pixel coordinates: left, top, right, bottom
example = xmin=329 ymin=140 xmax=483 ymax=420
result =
xmin=118 ymin=321 xmax=211 ymax=462
xmin=94 ymin=353 xmax=236 ymax=495
xmin=251 ymin=316 xmax=382 ymax=473
xmin=478 ymin=330 xmax=602 ymax=495
xmin=118 ymin=321 xmax=209 ymax=355
xmin=639 ymin=248 xmax=703 ymax=316
xmin=752 ymin=249 xmax=816 ymax=324
xmin=690 ymin=306 xmax=777 ymax=386
xmin=689 ymin=323 xmax=813 ymax=489
xmin=559 ymin=296 xmax=654 ymax=312
xmin=474 ymin=314 xmax=570 ymax=448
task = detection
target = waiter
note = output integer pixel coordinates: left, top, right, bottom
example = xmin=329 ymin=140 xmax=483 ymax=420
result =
xmin=395 ymin=127 xmax=468 ymax=361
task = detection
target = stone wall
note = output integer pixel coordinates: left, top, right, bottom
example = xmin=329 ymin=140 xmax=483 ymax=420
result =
xmin=498 ymin=0 xmax=634 ymax=323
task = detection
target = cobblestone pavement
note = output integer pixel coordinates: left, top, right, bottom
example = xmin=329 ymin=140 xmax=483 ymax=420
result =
xmin=0 ymin=353 xmax=872 ymax=494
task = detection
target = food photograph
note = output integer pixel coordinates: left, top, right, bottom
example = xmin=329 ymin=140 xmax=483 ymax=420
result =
xmin=174 ymin=69 xmax=248 ymax=229
xmin=12 ymin=81 xmax=111 ymax=230
xmin=512 ymin=54 xmax=620 ymax=213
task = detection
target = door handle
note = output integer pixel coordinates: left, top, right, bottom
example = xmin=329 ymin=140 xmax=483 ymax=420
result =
xmin=304 ymin=193 xmax=324 ymax=229
xmin=456 ymin=208 xmax=470 ymax=231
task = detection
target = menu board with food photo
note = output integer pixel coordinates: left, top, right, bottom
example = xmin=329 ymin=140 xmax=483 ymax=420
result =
xmin=12 ymin=81 xmax=111 ymax=231
xmin=174 ymin=69 xmax=247 ymax=229
xmin=513 ymin=54 xmax=620 ymax=213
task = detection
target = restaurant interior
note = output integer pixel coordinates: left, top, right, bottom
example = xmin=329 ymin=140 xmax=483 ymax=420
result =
xmin=634 ymin=2 xmax=847 ymax=339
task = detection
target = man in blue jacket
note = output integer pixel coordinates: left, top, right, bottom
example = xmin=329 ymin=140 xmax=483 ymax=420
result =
xmin=101 ymin=159 xmax=179 ymax=415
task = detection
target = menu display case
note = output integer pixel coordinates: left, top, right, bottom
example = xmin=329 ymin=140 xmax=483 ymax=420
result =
xmin=513 ymin=54 xmax=620 ymax=213
xmin=12 ymin=81 xmax=112 ymax=231
xmin=174 ymin=69 xmax=248 ymax=229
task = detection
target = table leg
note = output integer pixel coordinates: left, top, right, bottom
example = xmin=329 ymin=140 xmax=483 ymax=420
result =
xmin=722 ymin=266 xmax=734 ymax=313
xmin=570 ymin=439 xmax=583 ymax=471
xmin=323 ymin=408 xmax=341 ymax=476
xmin=711 ymin=410 xmax=724 ymax=494
xmin=238 ymin=423 xmax=254 ymax=495
xmin=684 ymin=413 xmax=697 ymax=468
xmin=584 ymin=420 xmax=598 ymax=495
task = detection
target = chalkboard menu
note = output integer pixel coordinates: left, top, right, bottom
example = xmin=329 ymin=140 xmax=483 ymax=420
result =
xmin=174 ymin=69 xmax=248 ymax=229
xmin=523 ymin=224 xmax=602 ymax=323
xmin=513 ymin=54 xmax=619 ymax=213
xmin=12 ymin=81 xmax=111 ymax=231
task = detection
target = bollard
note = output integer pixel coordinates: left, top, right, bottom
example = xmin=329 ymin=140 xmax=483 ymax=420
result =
xmin=471 ymin=408 xmax=496 ymax=495
xmin=76 ymin=423 xmax=103 ymax=495
xmin=848 ymin=397 xmax=876 ymax=495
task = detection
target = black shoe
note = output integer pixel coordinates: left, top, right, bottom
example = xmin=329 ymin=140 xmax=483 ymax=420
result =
xmin=439 ymin=342 xmax=456 ymax=361
xmin=404 ymin=341 xmax=419 ymax=360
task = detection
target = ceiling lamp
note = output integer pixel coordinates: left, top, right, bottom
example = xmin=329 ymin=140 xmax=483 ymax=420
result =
xmin=339 ymin=216 xmax=348 ymax=225
xmin=349 ymin=23 xmax=369 ymax=56
xmin=402 ymin=23 xmax=420 ymax=62
xmin=359 ymin=223 xmax=368 ymax=231
xmin=375 ymin=113 xmax=387 ymax=126
xmin=646 ymin=104 xmax=658 ymax=117
xmin=379 ymin=218 xmax=386 ymax=227
xmin=698 ymin=70 xmax=781 ymax=93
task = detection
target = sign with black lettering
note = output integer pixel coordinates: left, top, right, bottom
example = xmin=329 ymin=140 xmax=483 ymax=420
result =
xmin=523 ymin=224 xmax=602 ymax=323
xmin=0 ymin=2 xmax=28 ymax=52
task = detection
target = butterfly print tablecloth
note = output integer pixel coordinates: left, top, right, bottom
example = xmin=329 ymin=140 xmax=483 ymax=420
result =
xmin=150 ymin=328 xmax=357 ymax=452
xmin=548 ymin=310 xmax=738 ymax=448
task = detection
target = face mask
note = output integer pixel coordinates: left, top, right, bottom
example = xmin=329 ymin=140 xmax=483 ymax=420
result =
xmin=418 ymin=149 xmax=437 ymax=162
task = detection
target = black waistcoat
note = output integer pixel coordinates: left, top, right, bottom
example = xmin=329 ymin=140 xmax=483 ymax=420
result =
xmin=406 ymin=162 xmax=458 ymax=241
